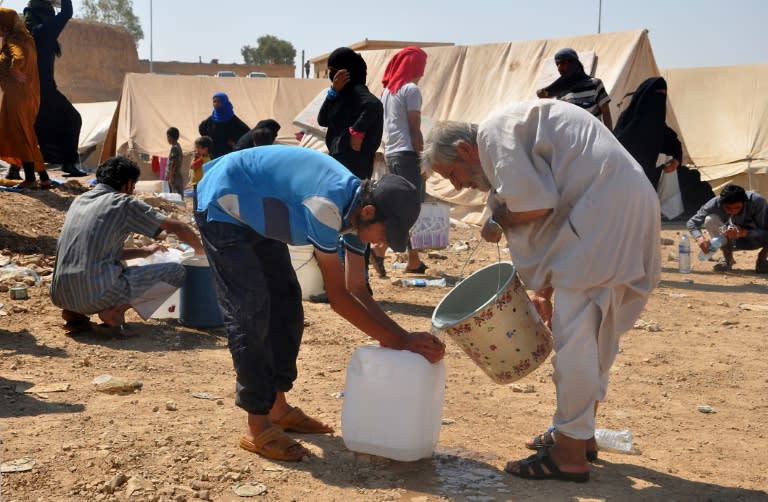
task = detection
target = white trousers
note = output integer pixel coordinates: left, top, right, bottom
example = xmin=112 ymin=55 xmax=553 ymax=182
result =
xmin=550 ymin=288 xmax=623 ymax=440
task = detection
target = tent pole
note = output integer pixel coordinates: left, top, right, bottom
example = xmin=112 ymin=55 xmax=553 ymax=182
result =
xmin=597 ymin=0 xmax=602 ymax=33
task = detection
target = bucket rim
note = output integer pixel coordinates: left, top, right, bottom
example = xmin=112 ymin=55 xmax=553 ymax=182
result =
xmin=431 ymin=260 xmax=516 ymax=330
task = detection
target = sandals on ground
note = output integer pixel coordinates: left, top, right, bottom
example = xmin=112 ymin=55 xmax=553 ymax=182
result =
xmin=505 ymin=447 xmax=590 ymax=483
xmin=713 ymin=258 xmax=733 ymax=272
xmin=239 ymin=425 xmax=308 ymax=461
xmin=405 ymin=262 xmax=428 ymax=274
xmin=526 ymin=429 xmax=598 ymax=462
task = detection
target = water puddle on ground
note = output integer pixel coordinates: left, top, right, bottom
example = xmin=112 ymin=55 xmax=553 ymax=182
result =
xmin=395 ymin=446 xmax=511 ymax=501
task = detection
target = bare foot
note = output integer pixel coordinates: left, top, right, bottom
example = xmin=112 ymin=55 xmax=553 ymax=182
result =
xmin=98 ymin=304 xmax=129 ymax=327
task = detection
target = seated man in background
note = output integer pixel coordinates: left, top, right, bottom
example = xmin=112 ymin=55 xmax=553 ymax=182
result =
xmin=50 ymin=156 xmax=204 ymax=334
xmin=686 ymin=183 xmax=768 ymax=273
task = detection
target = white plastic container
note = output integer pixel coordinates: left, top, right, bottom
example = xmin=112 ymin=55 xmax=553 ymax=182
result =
xmin=288 ymin=245 xmax=325 ymax=300
xmin=341 ymin=345 xmax=445 ymax=461
xmin=134 ymin=180 xmax=169 ymax=194
xmin=410 ymin=202 xmax=450 ymax=250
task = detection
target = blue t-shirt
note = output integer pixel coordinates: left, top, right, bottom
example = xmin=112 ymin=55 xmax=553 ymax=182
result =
xmin=196 ymin=145 xmax=361 ymax=253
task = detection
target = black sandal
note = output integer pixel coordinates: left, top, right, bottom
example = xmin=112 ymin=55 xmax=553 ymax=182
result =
xmin=526 ymin=429 xmax=598 ymax=462
xmin=405 ymin=262 xmax=428 ymax=274
xmin=505 ymin=447 xmax=590 ymax=483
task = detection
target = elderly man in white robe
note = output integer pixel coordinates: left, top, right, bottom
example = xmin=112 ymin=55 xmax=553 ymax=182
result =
xmin=421 ymin=100 xmax=661 ymax=482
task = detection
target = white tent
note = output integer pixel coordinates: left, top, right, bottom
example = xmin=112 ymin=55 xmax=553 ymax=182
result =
xmin=73 ymin=101 xmax=117 ymax=169
xmin=296 ymin=29 xmax=671 ymax=224
xmin=662 ymin=64 xmax=768 ymax=193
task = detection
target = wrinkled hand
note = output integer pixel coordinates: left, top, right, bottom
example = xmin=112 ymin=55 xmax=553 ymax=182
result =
xmin=529 ymin=293 xmax=552 ymax=329
xmin=142 ymin=243 xmax=168 ymax=257
xmin=403 ymin=332 xmax=446 ymax=363
xmin=696 ymin=236 xmax=710 ymax=253
xmin=332 ymin=69 xmax=350 ymax=92
xmin=349 ymin=134 xmax=363 ymax=152
xmin=481 ymin=218 xmax=503 ymax=243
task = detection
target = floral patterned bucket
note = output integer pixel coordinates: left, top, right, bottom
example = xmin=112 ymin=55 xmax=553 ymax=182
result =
xmin=431 ymin=261 xmax=553 ymax=384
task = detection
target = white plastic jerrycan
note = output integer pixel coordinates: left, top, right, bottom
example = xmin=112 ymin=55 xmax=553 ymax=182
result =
xmin=341 ymin=345 xmax=446 ymax=461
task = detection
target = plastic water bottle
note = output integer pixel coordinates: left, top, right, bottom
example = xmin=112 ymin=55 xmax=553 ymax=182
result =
xmin=401 ymin=278 xmax=447 ymax=288
xmin=678 ymin=233 xmax=691 ymax=273
xmin=698 ymin=236 xmax=725 ymax=261
xmin=594 ymin=428 xmax=633 ymax=453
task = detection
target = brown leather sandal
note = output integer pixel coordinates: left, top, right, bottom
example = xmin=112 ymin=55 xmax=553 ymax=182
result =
xmin=239 ymin=425 xmax=308 ymax=461
xmin=273 ymin=407 xmax=334 ymax=434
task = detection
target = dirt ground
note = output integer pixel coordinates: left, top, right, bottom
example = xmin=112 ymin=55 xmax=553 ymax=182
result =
xmin=1 ymin=174 xmax=767 ymax=502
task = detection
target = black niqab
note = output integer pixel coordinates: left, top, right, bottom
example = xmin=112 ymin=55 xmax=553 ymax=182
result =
xmin=614 ymin=77 xmax=682 ymax=188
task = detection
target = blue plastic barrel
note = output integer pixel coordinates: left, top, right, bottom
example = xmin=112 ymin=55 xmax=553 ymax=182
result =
xmin=179 ymin=256 xmax=223 ymax=328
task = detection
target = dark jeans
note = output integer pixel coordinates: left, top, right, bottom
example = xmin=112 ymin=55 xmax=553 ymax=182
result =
xmin=386 ymin=151 xmax=425 ymax=252
xmin=386 ymin=151 xmax=425 ymax=201
xmin=194 ymin=211 xmax=304 ymax=415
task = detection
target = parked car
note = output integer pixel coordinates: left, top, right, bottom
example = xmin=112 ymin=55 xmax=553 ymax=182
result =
xmin=246 ymin=72 xmax=268 ymax=78
xmin=214 ymin=70 xmax=237 ymax=77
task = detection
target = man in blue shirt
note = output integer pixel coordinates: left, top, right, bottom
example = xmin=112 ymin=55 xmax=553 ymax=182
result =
xmin=194 ymin=145 xmax=445 ymax=462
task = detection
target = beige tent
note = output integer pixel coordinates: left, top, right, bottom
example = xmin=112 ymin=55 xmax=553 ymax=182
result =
xmin=297 ymin=29 xmax=670 ymax=224
xmin=662 ymin=64 xmax=768 ymax=194
xmin=102 ymin=73 xmax=329 ymax=179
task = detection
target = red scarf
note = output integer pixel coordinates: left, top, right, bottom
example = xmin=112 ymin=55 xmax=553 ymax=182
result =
xmin=382 ymin=46 xmax=427 ymax=95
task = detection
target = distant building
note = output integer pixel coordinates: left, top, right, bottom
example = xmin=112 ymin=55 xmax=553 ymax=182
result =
xmin=309 ymin=39 xmax=454 ymax=79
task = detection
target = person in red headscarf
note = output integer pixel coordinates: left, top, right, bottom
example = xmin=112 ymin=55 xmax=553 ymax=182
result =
xmin=376 ymin=46 xmax=429 ymax=276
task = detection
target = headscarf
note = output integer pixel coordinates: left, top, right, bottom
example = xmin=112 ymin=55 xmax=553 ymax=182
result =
xmin=211 ymin=92 xmax=235 ymax=123
xmin=542 ymin=48 xmax=590 ymax=97
xmin=23 ymin=0 xmax=60 ymax=56
xmin=613 ymin=77 xmax=679 ymax=186
xmin=327 ymin=47 xmax=367 ymax=87
xmin=0 ymin=8 xmax=32 ymax=43
xmin=382 ymin=46 xmax=427 ymax=95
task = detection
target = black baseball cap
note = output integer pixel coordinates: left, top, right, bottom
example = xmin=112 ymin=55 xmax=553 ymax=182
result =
xmin=371 ymin=174 xmax=421 ymax=252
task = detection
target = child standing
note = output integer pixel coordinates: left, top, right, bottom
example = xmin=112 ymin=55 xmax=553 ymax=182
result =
xmin=166 ymin=127 xmax=184 ymax=198
xmin=189 ymin=136 xmax=213 ymax=200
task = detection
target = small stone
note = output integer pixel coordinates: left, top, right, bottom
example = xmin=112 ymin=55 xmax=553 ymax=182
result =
xmin=440 ymin=418 xmax=456 ymax=425
xmin=232 ymin=482 xmax=268 ymax=497
xmin=510 ymin=383 xmax=536 ymax=393
xmin=697 ymin=405 xmax=716 ymax=414
xmin=166 ymin=401 xmax=178 ymax=411
xmin=107 ymin=472 xmax=128 ymax=491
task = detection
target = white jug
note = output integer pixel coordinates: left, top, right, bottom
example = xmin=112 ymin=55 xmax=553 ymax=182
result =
xmin=341 ymin=345 xmax=445 ymax=461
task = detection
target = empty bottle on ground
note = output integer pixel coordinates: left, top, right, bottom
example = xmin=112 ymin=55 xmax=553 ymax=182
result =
xmin=594 ymin=428 xmax=633 ymax=453
xmin=678 ymin=233 xmax=691 ymax=273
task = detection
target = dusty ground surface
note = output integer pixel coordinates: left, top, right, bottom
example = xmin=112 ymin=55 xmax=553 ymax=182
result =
xmin=1 ymin=174 xmax=767 ymax=502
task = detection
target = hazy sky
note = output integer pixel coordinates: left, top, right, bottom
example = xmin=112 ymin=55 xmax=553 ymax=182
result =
xmin=3 ymin=0 xmax=766 ymax=77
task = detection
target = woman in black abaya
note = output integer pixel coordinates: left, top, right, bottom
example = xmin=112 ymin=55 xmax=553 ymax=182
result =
xmin=614 ymin=77 xmax=682 ymax=189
